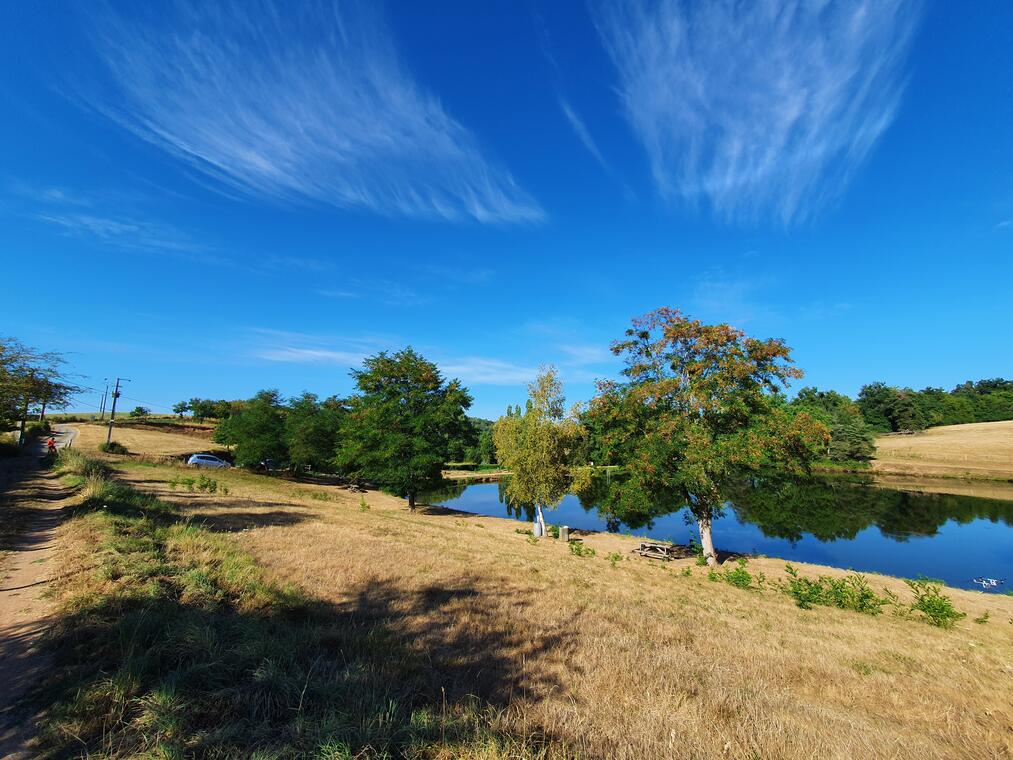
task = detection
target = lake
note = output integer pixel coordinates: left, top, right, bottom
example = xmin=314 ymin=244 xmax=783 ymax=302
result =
xmin=422 ymin=477 xmax=1013 ymax=592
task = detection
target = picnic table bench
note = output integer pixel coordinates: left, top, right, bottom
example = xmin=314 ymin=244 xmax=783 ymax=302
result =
xmin=634 ymin=542 xmax=681 ymax=561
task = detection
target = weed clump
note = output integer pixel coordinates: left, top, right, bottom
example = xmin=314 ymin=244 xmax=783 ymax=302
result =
xmin=569 ymin=541 xmax=596 ymax=558
xmin=606 ymin=552 xmax=623 ymax=568
xmin=904 ymin=578 xmax=966 ymax=628
xmin=58 ymin=449 xmax=112 ymax=480
xmin=781 ymin=564 xmax=889 ymax=615
xmin=98 ymin=441 xmax=129 ymax=454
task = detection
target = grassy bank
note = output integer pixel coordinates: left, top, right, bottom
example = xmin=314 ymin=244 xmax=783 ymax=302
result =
xmin=34 ymin=436 xmax=1013 ymax=758
xmin=39 ymin=451 xmax=556 ymax=758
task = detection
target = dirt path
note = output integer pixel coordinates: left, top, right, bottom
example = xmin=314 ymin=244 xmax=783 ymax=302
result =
xmin=0 ymin=426 xmax=75 ymax=759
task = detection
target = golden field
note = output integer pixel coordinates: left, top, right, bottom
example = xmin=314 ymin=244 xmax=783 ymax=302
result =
xmin=874 ymin=420 xmax=1013 ymax=480
xmin=37 ymin=424 xmax=1011 ymax=759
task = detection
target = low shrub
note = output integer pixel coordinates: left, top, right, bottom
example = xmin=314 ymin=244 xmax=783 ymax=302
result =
xmin=26 ymin=420 xmax=52 ymax=436
xmin=904 ymin=578 xmax=965 ymax=628
xmin=57 ymin=449 xmax=113 ymax=480
xmin=547 ymin=524 xmax=560 ymax=539
xmin=782 ymin=564 xmax=890 ymax=615
xmin=359 ymin=495 xmax=370 ymax=512
xmin=195 ymin=474 xmax=218 ymax=493
xmin=98 ymin=441 xmax=129 ymax=454
xmin=606 ymin=552 xmax=623 ymax=568
xmin=568 ymin=541 xmax=596 ymax=558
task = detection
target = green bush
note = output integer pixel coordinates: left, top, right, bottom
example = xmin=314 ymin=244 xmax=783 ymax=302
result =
xmin=547 ymin=524 xmax=560 ymax=539
xmin=904 ymin=579 xmax=965 ymax=628
xmin=721 ymin=559 xmax=757 ymax=590
xmin=568 ymin=541 xmax=596 ymax=558
xmin=98 ymin=441 xmax=129 ymax=454
xmin=782 ymin=564 xmax=890 ymax=615
xmin=26 ymin=420 xmax=52 ymax=436
xmin=57 ymin=449 xmax=113 ymax=480
xmin=195 ymin=474 xmax=218 ymax=493
xmin=606 ymin=552 xmax=623 ymax=568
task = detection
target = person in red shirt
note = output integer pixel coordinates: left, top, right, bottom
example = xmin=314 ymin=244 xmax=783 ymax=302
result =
xmin=46 ymin=437 xmax=57 ymax=454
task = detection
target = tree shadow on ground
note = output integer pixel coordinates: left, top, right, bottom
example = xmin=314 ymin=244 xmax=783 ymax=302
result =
xmin=30 ymin=490 xmax=582 ymax=758
xmin=190 ymin=508 xmax=314 ymax=533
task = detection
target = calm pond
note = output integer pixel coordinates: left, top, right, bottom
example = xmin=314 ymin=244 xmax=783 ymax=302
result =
xmin=422 ymin=477 xmax=1013 ymax=592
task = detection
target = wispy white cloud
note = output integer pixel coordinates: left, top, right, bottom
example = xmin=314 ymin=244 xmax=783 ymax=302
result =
xmin=249 ymin=328 xmax=392 ymax=366
xmin=557 ymin=343 xmax=613 ymax=365
xmin=248 ymin=327 xmax=540 ymax=385
xmin=420 ymin=264 xmax=496 ymax=285
xmin=316 ymin=278 xmax=429 ymax=307
xmin=996 ymin=219 xmax=1012 ymax=229
xmin=594 ymin=0 xmax=920 ymax=223
xmin=439 ymin=358 xmax=540 ymax=385
xmin=34 ymin=211 xmax=204 ymax=254
xmin=689 ymin=269 xmax=784 ymax=327
xmin=559 ymin=99 xmax=609 ymax=171
xmin=76 ymin=0 xmax=543 ymax=224
xmin=10 ymin=180 xmax=208 ymax=256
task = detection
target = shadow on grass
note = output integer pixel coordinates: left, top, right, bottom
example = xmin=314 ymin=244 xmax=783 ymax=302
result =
xmin=32 ymin=478 xmax=580 ymax=758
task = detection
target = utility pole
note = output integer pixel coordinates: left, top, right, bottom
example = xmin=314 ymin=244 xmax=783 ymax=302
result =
xmin=105 ymin=378 xmax=129 ymax=446
xmin=99 ymin=379 xmax=109 ymax=421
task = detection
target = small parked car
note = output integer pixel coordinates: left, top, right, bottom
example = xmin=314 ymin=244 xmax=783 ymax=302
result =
xmin=186 ymin=453 xmax=231 ymax=469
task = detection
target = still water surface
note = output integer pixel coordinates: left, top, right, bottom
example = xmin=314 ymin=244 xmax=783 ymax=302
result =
xmin=422 ymin=478 xmax=1013 ymax=592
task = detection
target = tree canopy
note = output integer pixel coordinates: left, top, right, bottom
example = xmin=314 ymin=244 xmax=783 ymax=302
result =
xmin=213 ymin=390 xmax=287 ymax=467
xmin=583 ymin=308 xmax=829 ymax=565
xmin=0 ymin=337 xmax=80 ymax=435
xmin=334 ymin=348 xmax=473 ymax=509
xmin=492 ymin=367 xmax=583 ymax=535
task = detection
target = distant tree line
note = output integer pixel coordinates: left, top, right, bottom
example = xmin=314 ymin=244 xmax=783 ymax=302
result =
xmin=856 ymin=379 xmax=1013 ymax=433
xmin=779 ymin=377 xmax=1013 ymax=460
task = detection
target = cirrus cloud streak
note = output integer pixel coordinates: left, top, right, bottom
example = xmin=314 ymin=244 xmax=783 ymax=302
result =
xmin=77 ymin=0 xmax=543 ymax=224
xmin=594 ymin=0 xmax=921 ymax=224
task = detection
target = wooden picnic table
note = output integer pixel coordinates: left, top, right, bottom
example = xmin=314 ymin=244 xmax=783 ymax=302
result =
xmin=634 ymin=542 xmax=680 ymax=561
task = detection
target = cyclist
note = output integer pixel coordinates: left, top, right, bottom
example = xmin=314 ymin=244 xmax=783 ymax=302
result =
xmin=46 ymin=436 xmax=57 ymax=455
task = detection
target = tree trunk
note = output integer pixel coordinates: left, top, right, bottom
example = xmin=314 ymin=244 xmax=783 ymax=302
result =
xmin=534 ymin=504 xmax=547 ymax=537
xmin=697 ymin=512 xmax=718 ymax=567
xmin=407 ymin=491 xmax=416 ymax=511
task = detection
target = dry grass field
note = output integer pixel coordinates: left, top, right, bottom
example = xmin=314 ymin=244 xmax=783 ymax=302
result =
xmin=874 ymin=420 xmax=1013 ymax=480
xmin=30 ymin=424 xmax=1010 ymax=758
xmin=72 ymin=421 xmax=226 ymax=458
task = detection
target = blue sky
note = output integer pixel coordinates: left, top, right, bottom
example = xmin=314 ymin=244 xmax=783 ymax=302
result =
xmin=2 ymin=0 xmax=1011 ymax=419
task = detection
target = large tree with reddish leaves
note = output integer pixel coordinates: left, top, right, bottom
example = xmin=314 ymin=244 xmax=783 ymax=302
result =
xmin=585 ymin=308 xmax=829 ymax=565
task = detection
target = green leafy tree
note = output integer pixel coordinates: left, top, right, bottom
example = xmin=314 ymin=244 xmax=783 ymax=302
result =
xmin=585 ymin=308 xmax=829 ymax=566
xmin=0 ymin=337 xmax=80 ymax=435
xmin=492 ymin=367 xmax=583 ymax=536
xmin=128 ymin=406 xmax=151 ymax=419
xmin=188 ymin=398 xmax=217 ymax=422
xmin=334 ymin=348 xmax=472 ymax=510
xmin=478 ymin=427 xmax=497 ymax=464
xmin=172 ymin=400 xmax=191 ymax=417
xmin=213 ymin=390 xmax=286 ymax=467
xmin=857 ymin=382 xmax=898 ymax=433
xmin=789 ymin=386 xmax=875 ymax=461
xmin=285 ymin=393 xmax=344 ymax=472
